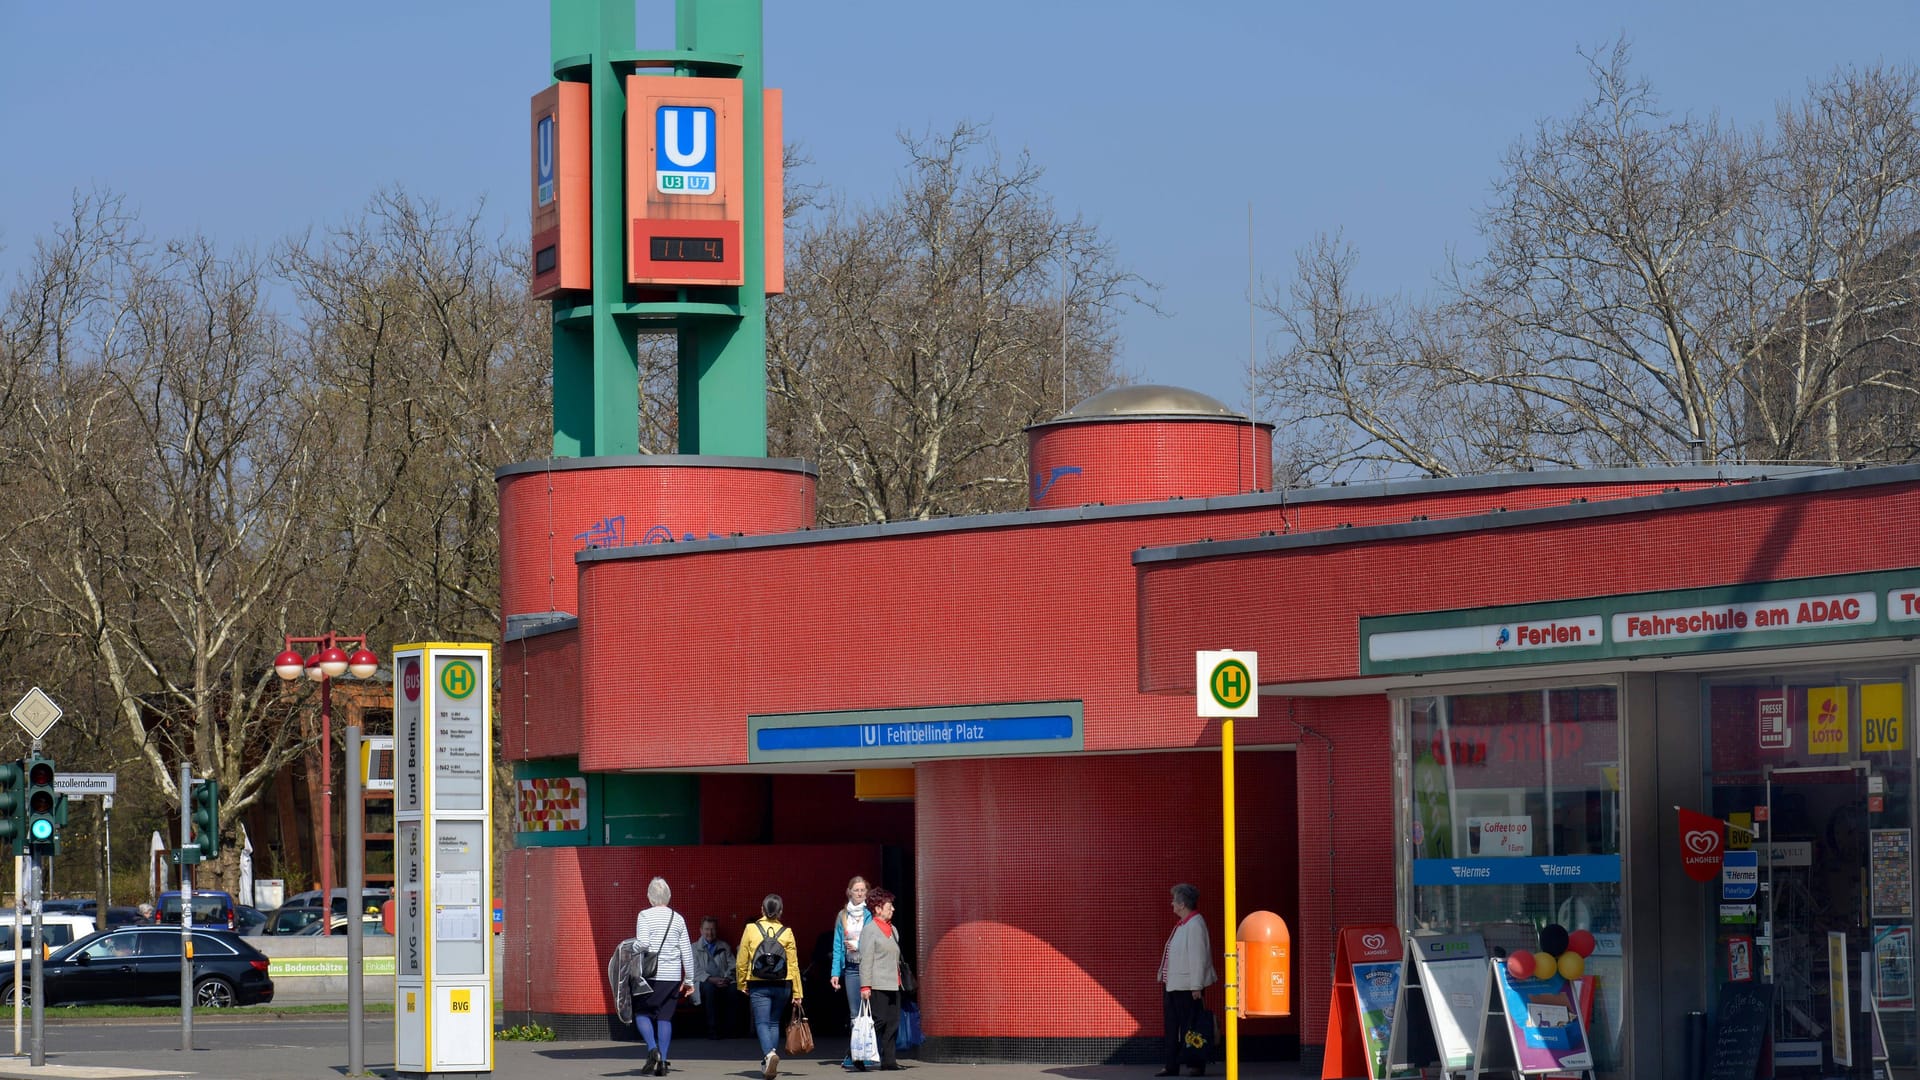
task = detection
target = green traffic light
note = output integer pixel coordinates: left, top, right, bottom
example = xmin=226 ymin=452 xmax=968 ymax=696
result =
xmin=27 ymin=819 xmax=50 ymax=842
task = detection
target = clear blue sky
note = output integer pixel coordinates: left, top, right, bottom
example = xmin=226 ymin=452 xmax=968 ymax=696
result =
xmin=4 ymin=2 xmax=1916 ymax=414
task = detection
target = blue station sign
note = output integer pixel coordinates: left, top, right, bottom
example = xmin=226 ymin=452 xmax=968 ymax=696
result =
xmin=749 ymin=701 xmax=1083 ymax=764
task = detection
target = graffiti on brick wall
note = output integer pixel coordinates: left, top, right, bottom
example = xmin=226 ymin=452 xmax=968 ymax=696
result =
xmin=574 ymin=514 xmax=723 ymax=549
xmin=1031 ymin=465 xmax=1083 ymax=502
xmin=575 ymin=515 xmax=626 ymax=548
xmin=640 ymin=524 xmax=723 ymax=545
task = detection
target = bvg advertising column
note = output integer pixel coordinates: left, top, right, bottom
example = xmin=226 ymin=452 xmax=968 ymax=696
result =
xmin=395 ymin=643 xmax=494 ymax=1076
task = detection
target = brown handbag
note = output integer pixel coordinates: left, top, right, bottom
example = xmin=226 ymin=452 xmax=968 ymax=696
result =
xmin=785 ymin=1000 xmax=815 ymax=1055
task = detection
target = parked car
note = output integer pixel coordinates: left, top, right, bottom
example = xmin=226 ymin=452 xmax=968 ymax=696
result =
xmin=234 ymin=905 xmax=267 ymax=936
xmin=0 ymin=926 xmax=273 ymax=1007
xmin=295 ymin=914 xmax=388 ymax=937
xmin=101 ymin=906 xmax=147 ymax=929
xmin=157 ymin=890 xmax=236 ymax=932
xmin=262 ymin=905 xmax=328 ymax=936
xmin=282 ymin=888 xmax=390 ymax=916
xmin=45 ymin=902 xmax=143 ymax=929
xmin=0 ymin=915 xmax=95 ymax=966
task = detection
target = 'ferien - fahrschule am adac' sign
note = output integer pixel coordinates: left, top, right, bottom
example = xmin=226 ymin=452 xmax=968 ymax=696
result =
xmin=1362 ymin=569 xmax=1920 ymax=675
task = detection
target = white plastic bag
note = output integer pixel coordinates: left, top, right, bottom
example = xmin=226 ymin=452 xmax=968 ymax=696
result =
xmin=850 ymin=1000 xmax=881 ymax=1064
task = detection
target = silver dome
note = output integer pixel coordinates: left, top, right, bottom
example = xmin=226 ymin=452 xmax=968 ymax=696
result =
xmin=1054 ymin=384 xmax=1246 ymax=422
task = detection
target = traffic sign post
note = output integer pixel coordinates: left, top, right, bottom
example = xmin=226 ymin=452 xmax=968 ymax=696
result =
xmin=1197 ymin=650 xmax=1259 ymax=1080
xmin=179 ymin=761 xmax=194 ymax=1053
xmin=8 ymin=690 xmax=61 ymax=743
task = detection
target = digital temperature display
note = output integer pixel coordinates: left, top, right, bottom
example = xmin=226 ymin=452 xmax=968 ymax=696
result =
xmin=649 ymin=237 xmax=726 ymax=263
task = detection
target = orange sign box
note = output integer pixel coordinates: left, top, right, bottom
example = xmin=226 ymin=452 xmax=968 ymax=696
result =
xmin=529 ymin=82 xmax=591 ymax=299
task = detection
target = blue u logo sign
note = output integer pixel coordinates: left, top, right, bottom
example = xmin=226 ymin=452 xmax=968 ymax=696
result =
xmin=659 ymin=107 xmax=710 ymax=168
xmin=656 ymin=106 xmax=717 ymax=194
xmin=861 ymin=725 xmax=879 ymax=746
xmin=536 ymin=116 xmax=556 ymax=205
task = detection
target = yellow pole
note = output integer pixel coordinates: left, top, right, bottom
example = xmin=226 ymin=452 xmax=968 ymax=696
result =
xmin=1221 ymin=716 xmax=1239 ymax=1080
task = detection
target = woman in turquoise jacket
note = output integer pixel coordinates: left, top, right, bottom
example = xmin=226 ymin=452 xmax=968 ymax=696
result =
xmin=828 ymin=876 xmax=871 ymax=1069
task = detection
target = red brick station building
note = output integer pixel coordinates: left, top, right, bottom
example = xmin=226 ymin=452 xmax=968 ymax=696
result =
xmin=499 ymin=385 xmax=1920 ymax=1078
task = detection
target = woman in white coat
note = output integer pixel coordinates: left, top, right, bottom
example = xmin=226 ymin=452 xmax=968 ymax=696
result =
xmin=1156 ymin=883 xmax=1216 ymax=1077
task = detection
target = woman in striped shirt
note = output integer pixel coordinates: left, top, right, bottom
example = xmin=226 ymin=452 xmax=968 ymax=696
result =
xmin=633 ymin=877 xmax=697 ymax=1076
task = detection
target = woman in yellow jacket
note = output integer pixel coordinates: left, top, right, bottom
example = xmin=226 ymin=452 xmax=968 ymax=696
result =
xmin=737 ymin=894 xmax=804 ymax=1080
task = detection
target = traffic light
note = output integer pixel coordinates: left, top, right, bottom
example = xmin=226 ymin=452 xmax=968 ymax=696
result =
xmin=190 ymin=777 xmax=221 ymax=857
xmin=0 ymin=762 xmax=21 ymax=857
xmin=24 ymin=755 xmax=61 ymax=855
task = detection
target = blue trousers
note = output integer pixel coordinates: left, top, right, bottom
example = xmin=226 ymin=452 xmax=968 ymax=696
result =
xmin=749 ymin=984 xmax=791 ymax=1058
xmin=841 ymin=962 xmax=863 ymax=1058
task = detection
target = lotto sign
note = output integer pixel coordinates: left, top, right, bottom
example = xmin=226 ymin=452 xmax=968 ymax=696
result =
xmin=1196 ymin=650 xmax=1258 ymax=718
xmin=1863 ymin=682 xmax=1905 ymax=752
xmin=656 ymin=106 xmax=717 ymax=194
xmin=1808 ymin=686 xmax=1850 ymax=755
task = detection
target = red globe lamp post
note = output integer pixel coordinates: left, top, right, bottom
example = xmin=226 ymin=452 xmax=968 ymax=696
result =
xmin=273 ymin=633 xmax=380 ymax=916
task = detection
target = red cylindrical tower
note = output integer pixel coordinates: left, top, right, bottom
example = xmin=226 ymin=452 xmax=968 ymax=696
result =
xmin=1026 ymin=386 xmax=1273 ymax=510
xmin=496 ymin=456 xmax=816 ymax=628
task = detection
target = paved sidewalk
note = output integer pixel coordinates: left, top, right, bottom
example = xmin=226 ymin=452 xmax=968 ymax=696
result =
xmin=0 ymin=1029 xmax=1320 ymax=1080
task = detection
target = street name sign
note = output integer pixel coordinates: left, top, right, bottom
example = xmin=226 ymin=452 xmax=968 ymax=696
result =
xmin=53 ymin=774 xmax=115 ymax=797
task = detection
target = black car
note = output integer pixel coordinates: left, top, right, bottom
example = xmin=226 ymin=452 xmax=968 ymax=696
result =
xmin=0 ymin=927 xmax=274 ymax=1007
xmin=50 ymin=902 xmax=146 ymax=929
xmin=234 ymin=905 xmax=268 ymax=936
xmin=263 ymin=904 xmax=328 ymax=936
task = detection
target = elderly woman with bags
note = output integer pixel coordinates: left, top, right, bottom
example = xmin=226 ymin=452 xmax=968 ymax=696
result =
xmin=1156 ymin=883 xmax=1217 ymax=1078
xmin=857 ymin=888 xmax=906 ymax=1072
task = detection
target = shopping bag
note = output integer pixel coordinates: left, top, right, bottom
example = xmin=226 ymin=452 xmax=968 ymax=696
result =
xmin=850 ymin=1001 xmax=882 ymax=1064
xmin=895 ymin=1000 xmax=925 ymax=1052
xmin=786 ymin=1000 xmax=816 ymax=1055
xmin=1179 ymin=1011 xmax=1215 ymax=1066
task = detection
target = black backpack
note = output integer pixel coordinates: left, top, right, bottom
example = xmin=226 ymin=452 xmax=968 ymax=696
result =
xmin=750 ymin=921 xmax=788 ymax=981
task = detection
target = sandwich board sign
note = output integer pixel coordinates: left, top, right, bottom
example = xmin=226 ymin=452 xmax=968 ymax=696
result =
xmin=1390 ymin=932 xmax=1490 ymax=1076
xmin=1325 ymin=926 xmax=1402 ymax=1079
xmin=393 ymin=643 xmax=493 ymax=1077
xmin=1474 ymin=956 xmax=1595 ymax=1078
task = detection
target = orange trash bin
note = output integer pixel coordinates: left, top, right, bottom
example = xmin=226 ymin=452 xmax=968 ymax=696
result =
xmin=1237 ymin=910 xmax=1291 ymax=1017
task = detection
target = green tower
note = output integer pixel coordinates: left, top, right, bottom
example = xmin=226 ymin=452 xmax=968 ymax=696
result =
xmin=542 ymin=0 xmax=775 ymax=458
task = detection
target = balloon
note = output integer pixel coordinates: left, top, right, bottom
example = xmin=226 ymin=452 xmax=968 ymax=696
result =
xmin=1538 ymin=924 xmax=1570 ymax=957
xmin=1568 ymin=929 xmax=1596 ymax=958
xmin=1557 ymin=951 xmax=1586 ymax=979
xmin=1533 ymin=952 xmax=1558 ymax=980
xmin=1506 ymin=951 xmax=1534 ymax=980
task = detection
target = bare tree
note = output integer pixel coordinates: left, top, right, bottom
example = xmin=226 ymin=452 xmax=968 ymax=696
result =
xmin=280 ymin=190 xmax=551 ymax=646
xmin=0 ymin=193 xmax=326 ymax=886
xmin=768 ymin=123 xmax=1147 ymax=523
xmin=1733 ymin=65 xmax=1920 ymax=462
xmin=1265 ymin=44 xmax=1920 ymax=477
xmin=1260 ymin=235 xmax=1554 ymax=478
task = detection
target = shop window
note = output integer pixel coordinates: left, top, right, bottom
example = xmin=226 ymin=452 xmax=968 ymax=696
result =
xmin=1703 ymin=669 xmax=1914 ymax=1075
xmin=1403 ymin=685 xmax=1624 ymax=1071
